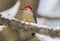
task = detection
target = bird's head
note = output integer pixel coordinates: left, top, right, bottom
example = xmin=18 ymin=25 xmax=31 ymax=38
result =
xmin=20 ymin=6 xmax=32 ymax=11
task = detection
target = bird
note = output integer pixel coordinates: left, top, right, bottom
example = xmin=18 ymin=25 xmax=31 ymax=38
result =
xmin=20 ymin=6 xmax=37 ymax=23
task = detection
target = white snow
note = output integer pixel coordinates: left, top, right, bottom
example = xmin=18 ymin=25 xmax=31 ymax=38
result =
xmin=25 ymin=22 xmax=30 ymax=24
xmin=36 ymin=18 xmax=47 ymax=25
xmin=19 ymin=20 xmax=52 ymax=29
xmin=36 ymin=17 xmax=60 ymax=30
xmin=0 ymin=25 xmax=5 ymax=31
xmin=35 ymin=33 xmax=60 ymax=41
xmin=53 ymin=26 xmax=60 ymax=30
xmin=0 ymin=0 xmax=20 ymax=20
xmin=20 ymin=21 xmax=25 ymax=23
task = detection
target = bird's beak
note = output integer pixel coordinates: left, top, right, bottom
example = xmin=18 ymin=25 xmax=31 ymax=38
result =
xmin=20 ymin=9 xmax=24 ymax=10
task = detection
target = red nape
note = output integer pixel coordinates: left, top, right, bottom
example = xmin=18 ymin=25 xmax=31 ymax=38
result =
xmin=24 ymin=6 xmax=32 ymax=10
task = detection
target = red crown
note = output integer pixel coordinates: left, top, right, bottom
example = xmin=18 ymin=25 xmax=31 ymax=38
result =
xmin=24 ymin=6 xmax=32 ymax=10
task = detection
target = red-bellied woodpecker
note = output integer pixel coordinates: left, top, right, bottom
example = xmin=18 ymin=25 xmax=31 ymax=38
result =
xmin=21 ymin=6 xmax=37 ymax=23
